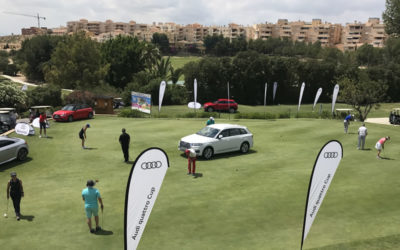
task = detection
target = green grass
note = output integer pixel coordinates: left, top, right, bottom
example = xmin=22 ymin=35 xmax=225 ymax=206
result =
xmin=1 ymin=116 xmax=400 ymax=249
xmin=168 ymin=56 xmax=202 ymax=70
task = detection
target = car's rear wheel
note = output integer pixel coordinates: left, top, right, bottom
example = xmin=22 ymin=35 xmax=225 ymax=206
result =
xmin=202 ymin=147 xmax=213 ymax=160
xmin=17 ymin=148 xmax=28 ymax=161
xmin=229 ymin=108 xmax=235 ymax=113
xmin=68 ymin=116 xmax=73 ymax=122
xmin=240 ymin=142 xmax=250 ymax=154
xmin=207 ymin=107 xmax=214 ymax=112
xmin=88 ymin=112 xmax=93 ymax=119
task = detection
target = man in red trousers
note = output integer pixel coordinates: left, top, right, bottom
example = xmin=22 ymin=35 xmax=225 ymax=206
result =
xmin=185 ymin=148 xmax=197 ymax=176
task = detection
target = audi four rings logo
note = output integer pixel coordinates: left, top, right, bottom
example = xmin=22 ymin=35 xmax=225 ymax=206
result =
xmin=324 ymin=152 xmax=338 ymax=158
xmin=141 ymin=161 xmax=162 ymax=170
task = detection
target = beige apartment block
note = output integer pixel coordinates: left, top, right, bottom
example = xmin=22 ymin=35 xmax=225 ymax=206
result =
xmin=65 ymin=18 xmax=388 ymax=51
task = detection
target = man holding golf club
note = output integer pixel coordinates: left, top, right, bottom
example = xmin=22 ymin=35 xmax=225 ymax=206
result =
xmin=375 ymin=136 xmax=390 ymax=159
xmin=82 ymin=180 xmax=103 ymax=233
xmin=79 ymin=124 xmax=90 ymax=149
xmin=6 ymin=172 xmax=24 ymax=220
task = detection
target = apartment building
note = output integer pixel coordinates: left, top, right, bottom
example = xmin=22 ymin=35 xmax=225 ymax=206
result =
xmin=65 ymin=18 xmax=388 ymax=51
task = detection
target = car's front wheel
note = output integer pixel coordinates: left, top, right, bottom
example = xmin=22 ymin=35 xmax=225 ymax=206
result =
xmin=202 ymin=147 xmax=214 ymax=160
xmin=229 ymin=108 xmax=235 ymax=113
xmin=68 ymin=116 xmax=73 ymax=122
xmin=17 ymin=148 xmax=28 ymax=161
xmin=88 ymin=112 xmax=93 ymax=119
xmin=240 ymin=142 xmax=250 ymax=154
xmin=207 ymin=107 xmax=214 ymax=112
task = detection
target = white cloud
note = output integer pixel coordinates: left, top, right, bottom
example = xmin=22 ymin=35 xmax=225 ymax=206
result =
xmin=0 ymin=0 xmax=386 ymax=36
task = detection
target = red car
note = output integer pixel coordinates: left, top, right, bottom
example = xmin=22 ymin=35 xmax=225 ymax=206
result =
xmin=53 ymin=104 xmax=94 ymax=122
xmin=203 ymin=99 xmax=238 ymax=113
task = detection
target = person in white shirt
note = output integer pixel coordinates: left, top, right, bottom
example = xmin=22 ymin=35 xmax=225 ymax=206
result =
xmin=357 ymin=123 xmax=368 ymax=150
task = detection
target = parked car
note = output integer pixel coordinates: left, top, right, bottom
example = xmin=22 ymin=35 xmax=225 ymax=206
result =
xmin=0 ymin=136 xmax=29 ymax=165
xmin=178 ymin=124 xmax=253 ymax=160
xmin=0 ymin=110 xmax=16 ymax=133
xmin=203 ymin=99 xmax=238 ymax=113
xmin=53 ymin=104 xmax=94 ymax=122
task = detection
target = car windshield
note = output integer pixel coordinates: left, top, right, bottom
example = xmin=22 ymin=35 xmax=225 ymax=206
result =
xmin=62 ymin=105 xmax=75 ymax=111
xmin=196 ymin=127 xmax=220 ymax=138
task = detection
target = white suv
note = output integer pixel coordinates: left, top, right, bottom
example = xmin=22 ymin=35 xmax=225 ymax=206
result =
xmin=178 ymin=124 xmax=253 ymax=160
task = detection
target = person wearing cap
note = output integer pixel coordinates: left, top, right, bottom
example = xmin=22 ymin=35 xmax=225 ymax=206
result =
xmin=6 ymin=172 xmax=24 ymax=220
xmin=375 ymin=136 xmax=390 ymax=159
xmin=344 ymin=114 xmax=353 ymax=133
xmin=206 ymin=117 xmax=215 ymax=126
xmin=119 ymin=128 xmax=131 ymax=162
xmin=185 ymin=148 xmax=197 ymax=175
xmin=357 ymin=123 xmax=368 ymax=150
xmin=82 ymin=180 xmax=104 ymax=233
xmin=79 ymin=124 xmax=90 ymax=149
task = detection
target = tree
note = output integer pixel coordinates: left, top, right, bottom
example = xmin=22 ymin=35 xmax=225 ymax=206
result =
xmin=101 ymin=35 xmax=159 ymax=89
xmin=383 ymin=0 xmax=400 ymax=36
xmin=26 ymin=85 xmax=62 ymax=107
xmin=338 ymin=70 xmax=388 ymax=121
xmin=0 ymin=51 xmax=8 ymax=72
xmin=44 ymin=32 xmax=108 ymax=90
xmin=0 ymin=81 xmax=27 ymax=107
xmin=151 ymin=33 xmax=170 ymax=54
xmin=17 ymin=35 xmax=63 ymax=82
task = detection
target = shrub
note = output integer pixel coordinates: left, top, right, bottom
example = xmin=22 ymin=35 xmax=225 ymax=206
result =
xmin=118 ymin=108 xmax=148 ymax=118
xmin=27 ymin=85 xmax=62 ymax=107
xmin=234 ymin=112 xmax=277 ymax=119
xmin=65 ymin=90 xmax=95 ymax=106
xmin=277 ymin=111 xmax=290 ymax=119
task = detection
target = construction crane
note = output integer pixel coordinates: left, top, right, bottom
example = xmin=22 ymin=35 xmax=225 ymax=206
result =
xmin=4 ymin=11 xmax=46 ymax=28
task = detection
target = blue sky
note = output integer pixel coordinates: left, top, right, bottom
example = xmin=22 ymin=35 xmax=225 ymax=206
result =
xmin=0 ymin=0 xmax=386 ymax=36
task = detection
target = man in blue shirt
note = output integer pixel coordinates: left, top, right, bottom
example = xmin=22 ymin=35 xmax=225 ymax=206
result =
xmin=344 ymin=114 xmax=353 ymax=133
xmin=82 ymin=180 xmax=104 ymax=233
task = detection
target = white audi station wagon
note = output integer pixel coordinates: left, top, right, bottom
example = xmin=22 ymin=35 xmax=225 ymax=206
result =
xmin=178 ymin=124 xmax=253 ymax=159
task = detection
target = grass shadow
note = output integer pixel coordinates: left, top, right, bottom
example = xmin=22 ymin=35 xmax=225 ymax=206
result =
xmin=359 ymin=148 xmax=371 ymax=151
xmin=42 ymin=136 xmax=53 ymax=139
xmin=193 ymin=173 xmax=203 ymax=178
xmin=94 ymin=229 xmax=113 ymax=236
xmin=380 ymin=156 xmax=394 ymax=160
xmin=125 ymin=161 xmax=135 ymax=164
xmin=20 ymin=214 xmax=35 ymax=221
xmin=84 ymin=147 xmax=97 ymax=150
xmin=308 ymin=233 xmax=400 ymax=250
xmin=0 ymin=157 xmax=33 ymax=173
xmin=180 ymin=149 xmax=257 ymax=161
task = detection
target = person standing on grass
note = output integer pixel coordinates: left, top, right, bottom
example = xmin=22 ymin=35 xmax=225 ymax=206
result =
xmin=82 ymin=180 xmax=104 ymax=233
xmin=375 ymin=136 xmax=390 ymax=159
xmin=6 ymin=172 xmax=24 ymax=221
xmin=39 ymin=112 xmax=47 ymax=138
xmin=206 ymin=117 xmax=215 ymax=126
xmin=344 ymin=114 xmax=352 ymax=133
xmin=357 ymin=123 xmax=368 ymax=150
xmin=79 ymin=124 xmax=90 ymax=149
xmin=119 ymin=128 xmax=131 ymax=162
xmin=185 ymin=148 xmax=197 ymax=175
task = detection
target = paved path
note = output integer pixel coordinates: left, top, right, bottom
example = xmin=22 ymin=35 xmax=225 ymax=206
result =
xmin=1 ymin=74 xmax=38 ymax=86
xmin=1 ymin=74 xmax=73 ymax=92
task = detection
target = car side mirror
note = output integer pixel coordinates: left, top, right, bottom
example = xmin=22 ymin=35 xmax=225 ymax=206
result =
xmin=218 ymin=134 xmax=223 ymax=139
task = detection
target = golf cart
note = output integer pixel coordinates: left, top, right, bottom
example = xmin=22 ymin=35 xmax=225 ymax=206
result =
xmin=0 ymin=108 xmax=17 ymax=133
xmin=29 ymin=106 xmax=53 ymax=122
xmin=389 ymin=108 xmax=400 ymax=124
